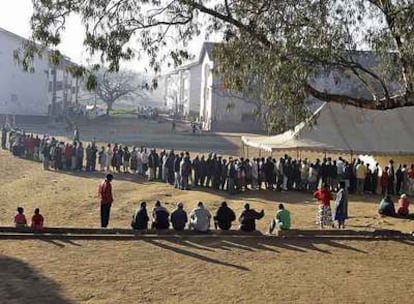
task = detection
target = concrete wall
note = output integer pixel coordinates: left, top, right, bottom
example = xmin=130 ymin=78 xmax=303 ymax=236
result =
xmin=0 ymin=28 xmax=76 ymax=117
xmin=199 ymin=50 xmax=262 ymax=132
xmin=188 ymin=64 xmax=202 ymax=115
xmin=0 ymin=29 xmax=50 ymax=115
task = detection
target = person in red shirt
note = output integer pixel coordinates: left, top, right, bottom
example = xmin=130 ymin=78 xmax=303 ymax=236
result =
xmin=31 ymin=208 xmax=44 ymax=231
xmin=14 ymin=207 xmax=27 ymax=228
xmin=380 ymin=166 xmax=390 ymax=196
xmin=98 ymin=174 xmax=114 ymax=228
xmin=313 ymin=183 xmax=333 ymax=229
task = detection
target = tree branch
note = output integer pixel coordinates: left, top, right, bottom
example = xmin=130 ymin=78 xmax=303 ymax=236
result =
xmin=305 ymin=83 xmax=414 ymax=110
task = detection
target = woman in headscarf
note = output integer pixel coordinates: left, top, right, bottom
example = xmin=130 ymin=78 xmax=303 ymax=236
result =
xmin=333 ymin=181 xmax=348 ymax=229
xmin=397 ymin=194 xmax=410 ymax=217
xmin=313 ymin=183 xmax=333 ymax=229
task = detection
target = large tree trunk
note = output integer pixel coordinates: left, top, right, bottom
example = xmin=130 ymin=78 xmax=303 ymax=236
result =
xmin=106 ymin=102 xmax=113 ymax=116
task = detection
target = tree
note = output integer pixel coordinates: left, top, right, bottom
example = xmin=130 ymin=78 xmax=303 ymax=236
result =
xmin=29 ymin=0 xmax=414 ymax=132
xmin=94 ymin=70 xmax=145 ymax=115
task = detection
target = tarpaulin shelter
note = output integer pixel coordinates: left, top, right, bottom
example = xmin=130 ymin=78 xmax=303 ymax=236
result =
xmin=241 ymin=102 xmax=414 ymax=156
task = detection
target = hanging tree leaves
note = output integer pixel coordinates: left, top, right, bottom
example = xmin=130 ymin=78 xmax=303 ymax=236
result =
xmin=29 ymin=0 xmax=414 ymax=132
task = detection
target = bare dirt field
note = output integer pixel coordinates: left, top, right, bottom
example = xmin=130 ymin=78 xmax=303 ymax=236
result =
xmin=1 ymin=119 xmax=414 ymax=303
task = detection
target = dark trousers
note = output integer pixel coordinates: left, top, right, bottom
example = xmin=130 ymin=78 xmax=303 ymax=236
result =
xmin=100 ymin=203 xmax=112 ymax=228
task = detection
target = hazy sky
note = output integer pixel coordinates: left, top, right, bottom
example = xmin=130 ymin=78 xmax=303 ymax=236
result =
xmin=0 ymin=0 xmax=87 ymax=64
xmin=0 ymin=0 xmax=213 ymax=72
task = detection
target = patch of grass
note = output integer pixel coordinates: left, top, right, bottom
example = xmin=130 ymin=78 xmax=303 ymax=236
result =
xmin=110 ymin=108 xmax=137 ymax=116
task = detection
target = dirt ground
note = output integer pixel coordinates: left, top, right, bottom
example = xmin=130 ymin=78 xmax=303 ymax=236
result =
xmin=1 ymin=120 xmax=414 ymax=303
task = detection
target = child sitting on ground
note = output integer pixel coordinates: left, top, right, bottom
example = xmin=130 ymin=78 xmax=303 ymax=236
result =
xmin=31 ymin=208 xmax=44 ymax=231
xmin=14 ymin=207 xmax=27 ymax=228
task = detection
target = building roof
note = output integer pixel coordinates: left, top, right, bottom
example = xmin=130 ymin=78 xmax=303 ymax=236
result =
xmin=0 ymin=26 xmax=76 ymax=66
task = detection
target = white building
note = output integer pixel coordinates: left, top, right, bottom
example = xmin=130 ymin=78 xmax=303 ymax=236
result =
xmin=0 ymin=27 xmax=78 ymax=121
xmin=163 ymin=42 xmax=262 ymax=132
xmin=164 ymin=61 xmax=202 ymax=118
xmin=199 ymin=42 xmax=262 ymax=132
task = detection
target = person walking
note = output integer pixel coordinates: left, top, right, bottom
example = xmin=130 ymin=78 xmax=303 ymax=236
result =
xmin=98 ymin=174 xmax=114 ymax=228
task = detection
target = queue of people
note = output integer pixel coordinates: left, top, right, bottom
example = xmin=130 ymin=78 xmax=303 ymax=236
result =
xmin=2 ymin=127 xmax=412 ymax=235
xmin=2 ymin=127 xmax=414 ymax=197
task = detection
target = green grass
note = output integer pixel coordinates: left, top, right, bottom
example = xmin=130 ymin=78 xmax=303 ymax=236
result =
xmin=110 ymin=108 xmax=137 ymax=116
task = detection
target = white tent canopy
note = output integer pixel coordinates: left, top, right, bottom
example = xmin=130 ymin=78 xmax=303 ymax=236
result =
xmin=242 ymin=102 xmax=414 ymax=155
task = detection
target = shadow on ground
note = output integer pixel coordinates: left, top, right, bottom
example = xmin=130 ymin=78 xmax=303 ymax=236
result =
xmin=0 ymin=255 xmax=72 ymax=304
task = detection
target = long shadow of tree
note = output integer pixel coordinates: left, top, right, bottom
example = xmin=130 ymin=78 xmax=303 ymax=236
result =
xmin=0 ymin=255 xmax=72 ymax=304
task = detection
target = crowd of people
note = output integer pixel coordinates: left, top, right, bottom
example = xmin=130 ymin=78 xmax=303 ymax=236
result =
xmin=2 ymin=126 xmax=412 ymax=234
xmin=2 ymin=126 xmax=414 ymax=197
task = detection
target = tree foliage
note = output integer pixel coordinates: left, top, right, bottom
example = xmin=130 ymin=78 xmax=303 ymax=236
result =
xmin=29 ymin=0 xmax=414 ymax=132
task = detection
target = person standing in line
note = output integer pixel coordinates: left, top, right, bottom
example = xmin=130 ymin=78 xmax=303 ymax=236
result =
xmin=105 ymin=144 xmax=113 ymax=172
xmin=380 ymin=166 xmax=390 ymax=196
xmin=333 ymin=181 xmax=348 ymax=229
xmin=355 ymin=160 xmax=367 ymax=195
xmin=388 ymin=160 xmax=395 ymax=195
xmin=98 ymin=174 xmax=114 ymax=228
xmin=98 ymin=146 xmax=106 ymax=171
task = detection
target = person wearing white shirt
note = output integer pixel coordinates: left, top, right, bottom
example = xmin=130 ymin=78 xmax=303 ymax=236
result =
xmin=189 ymin=202 xmax=211 ymax=232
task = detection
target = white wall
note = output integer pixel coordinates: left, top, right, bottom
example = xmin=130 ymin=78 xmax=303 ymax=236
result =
xmin=200 ymin=52 xmax=214 ymax=129
xmin=0 ymin=29 xmax=50 ymax=115
xmin=188 ymin=64 xmax=202 ymax=114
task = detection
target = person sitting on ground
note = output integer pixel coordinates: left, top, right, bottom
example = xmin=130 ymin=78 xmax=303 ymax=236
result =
xmin=189 ymin=202 xmax=211 ymax=232
xmin=214 ymin=201 xmax=236 ymax=230
xmin=170 ymin=202 xmax=188 ymax=231
xmin=151 ymin=200 xmax=170 ymax=229
xmin=239 ymin=203 xmax=264 ymax=232
xmin=131 ymin=201 xmax=150 ymax=230
xmin=269 ymin=203 xmax=291 ymax=234
xmin=397 ymin=194 xmax=410 ymax=217
xmin=14 ymin=207 xmax=27 ymax=228
xmin=31 ymin=208 xmax=44 ymax=231
xmin=378 ymin=195 xmax=396 ymax=217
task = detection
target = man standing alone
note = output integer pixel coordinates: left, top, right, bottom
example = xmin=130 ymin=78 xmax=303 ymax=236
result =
xmin=98 ymin=174 xmax=114 ymax=228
